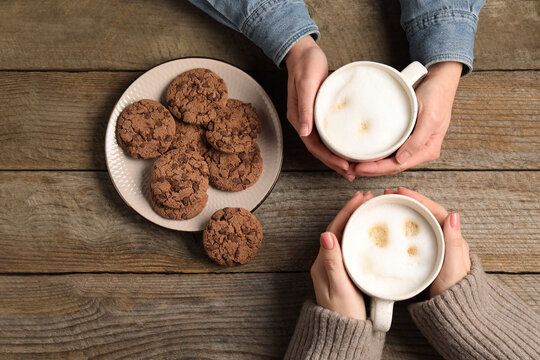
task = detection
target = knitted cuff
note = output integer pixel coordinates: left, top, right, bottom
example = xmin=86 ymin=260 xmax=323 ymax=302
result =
xmin=409 ymin=255 xmax=540 ymax=360
xmin=284 ymin=301 xmax=385 ymax=360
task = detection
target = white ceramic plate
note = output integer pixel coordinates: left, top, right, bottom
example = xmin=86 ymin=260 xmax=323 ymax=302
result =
xmin=105 ymin=58 xmax=283 ymax=232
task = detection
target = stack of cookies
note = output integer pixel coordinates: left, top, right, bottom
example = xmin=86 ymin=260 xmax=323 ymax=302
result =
xmin=115 ymin=68 xmax=264 ymax=221
xmin=167 ymin=69 xmax=263 ymax=193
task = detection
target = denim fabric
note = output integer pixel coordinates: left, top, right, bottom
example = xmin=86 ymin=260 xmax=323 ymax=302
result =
xmin=189 ymin=0 xmax=485 ymax=74
xmin=400 ymin=0 xmax=485 ymax=75
xmin=188 ymin=0 xmax=320 ymax=66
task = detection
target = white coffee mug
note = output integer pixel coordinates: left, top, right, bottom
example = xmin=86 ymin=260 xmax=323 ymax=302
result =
xmin=341 ymin=194 xmax=445 ymax=332
xmin=314 ymin=61 xmax=428 ymax=162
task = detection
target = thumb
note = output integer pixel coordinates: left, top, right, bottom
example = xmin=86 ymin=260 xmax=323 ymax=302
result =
xmin=441 ymin=213 xmax=470 ymax=275
xmin=395 ymin=124 xmax=431 ymax=164
xmin=319 ymin=232 xmax=349 ymax=284
xmin=296 ymin=81 xmax=317 ymax=136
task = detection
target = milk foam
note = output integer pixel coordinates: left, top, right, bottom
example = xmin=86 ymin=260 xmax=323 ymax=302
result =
xmin=317 ymin=64 xmax=411 ymax=158
xmin=345 ymin=204 xmax=437 ymax=298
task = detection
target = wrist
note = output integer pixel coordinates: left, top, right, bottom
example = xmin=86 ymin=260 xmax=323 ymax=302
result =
xmin=285 ymin=35 xmax=317 ymax=69
xmin=426 ymin=62 xmax=462 ymax=88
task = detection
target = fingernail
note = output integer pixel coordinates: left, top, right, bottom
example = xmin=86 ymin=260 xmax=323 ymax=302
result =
xmin=321 ymin=232 xmax=334 ymax=249
xmin=397 ymin=151 xmax=411 ymax=164
xmin=341 ymin=163 xmax=350 ymax=171
xmin=347 ymin=175 xmax=355 ymax=182
xmin=299 ymin=124 xmax=310 ymax=137
xmin=353 ymin=191 xmax=363 ymax=199
xmin=450 ymin=213 xmax=460 ymax=229
xmin=365 ymin=191 xmax=373 ymax=196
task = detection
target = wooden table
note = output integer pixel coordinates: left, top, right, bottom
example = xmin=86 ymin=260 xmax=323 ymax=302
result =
xmin=0 ymin=1 xmax=538 ymax=359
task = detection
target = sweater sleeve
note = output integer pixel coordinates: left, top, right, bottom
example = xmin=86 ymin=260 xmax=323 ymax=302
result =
xmin=399 ymin=0 xmax=486 ymax=76
xmin=284 ymin=301 xmax=385 ymax=360
xmin=409 ymin=255 xmax=540 ymax=360
xmin=188 ymin=0 xmax=320 ymax=67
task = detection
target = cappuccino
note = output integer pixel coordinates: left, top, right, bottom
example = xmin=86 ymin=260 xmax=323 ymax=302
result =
xmin=314 ymin=62 xmax=425 ymax=162
xmin=344 ymin=203 xmax=438 ymax=298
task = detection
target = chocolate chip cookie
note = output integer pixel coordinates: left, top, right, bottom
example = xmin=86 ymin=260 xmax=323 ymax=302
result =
xmin=150 ymin=148 xmax=209 ymax=211
xmin=150 ymin=189 xmax=208 ymax=220
xmin=166 ymin=68 xmax=228 ymax=127
xmin=206 ymin=99 xmax=262 ymax=153
xmin=116 ymin=99 xmax=175 ymax=159
xmin=169 ymin=119 xmax=210 ymax=156
xmin=206 ymin=145 xmax=263 ymax=192
xmin=203 ymin=207 xmax=263 ymax=266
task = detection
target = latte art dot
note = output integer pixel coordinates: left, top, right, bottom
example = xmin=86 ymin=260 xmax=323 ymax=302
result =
xmin=407 ymin=245 xmax=418 ymax=257
xmin=402 ymin=218 xmax=420 ymax=237
xmin=368 ymin=222 xmax=389 ymax=248
xmin=336 ymin=98 xmax=348 ymax=110
xmin=357 ymin=121 xmax=369 ymax=134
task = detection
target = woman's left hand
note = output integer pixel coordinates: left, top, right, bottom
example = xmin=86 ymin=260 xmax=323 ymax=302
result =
xmin=383 ymin=187 xmax=471 ymax=297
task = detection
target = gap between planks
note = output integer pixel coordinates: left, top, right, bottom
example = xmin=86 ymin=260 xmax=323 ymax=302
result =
xmin=0 ymin=69 xmax=538 ymax=73
xmin=0 ymin=271 xmax=537 ymax=276
xmin=0 ymin=169 xmax=539 ymax=173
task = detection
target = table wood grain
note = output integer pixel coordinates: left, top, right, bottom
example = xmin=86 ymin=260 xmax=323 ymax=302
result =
xmin=0 ymin=273 xmax=537 ymax=360
xmin=0 ymin=0 xmax=538 ymax=359
xmin=0 ymin=171 xmax=539 ymax=273
xmin=1 ymin=71 xmax=538 ymax=171
xmin=0 ymin=0 xmax=537 ymax=71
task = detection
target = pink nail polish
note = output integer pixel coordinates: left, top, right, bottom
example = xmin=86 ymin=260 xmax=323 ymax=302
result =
xmin=450 ymin=213 xmax=460 ymax=229
xmin=321 ymin=232 xmax=334 ymax=249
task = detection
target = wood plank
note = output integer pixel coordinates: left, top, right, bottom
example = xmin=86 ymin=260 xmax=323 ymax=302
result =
xmin=0 ymin=0 xmax=537 ymax=71
xmin=0 ymin=273 xmax=311 ymax=359
xmin=0 ymin=171 xmax=538 ymax=273
xmin=0 ymin=72 xmax=139 ymax=170
xmin=0 ymin=273 xmax=536 ymax=359
xmin=1 ymin=71 xmax=538 ymax=171
xmin=273 ymin=70 xmax=540 ymax=171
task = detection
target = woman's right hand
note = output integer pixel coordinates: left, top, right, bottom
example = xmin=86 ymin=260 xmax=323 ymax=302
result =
xmin=285 ymin=36 xmax=354 ymax=181
xmin=310 ymin=191 xmax=374 ymax=320
xmin=384 ymin=187 xmax=471 ymax=297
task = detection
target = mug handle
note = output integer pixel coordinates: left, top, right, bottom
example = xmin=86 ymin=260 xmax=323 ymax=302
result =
xmin=400 ymin=61 xmax=428 ymax=88
xmin=370 ymin=298 xmax=394 ymax=332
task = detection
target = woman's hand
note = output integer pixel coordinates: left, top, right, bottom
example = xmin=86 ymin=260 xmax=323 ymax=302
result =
xmin=285 ymin=36 xmax=354 ymax=180
xmin=354 ymin=62 xmax=463 ymax=177
xmin=383 ymin=187 xmax=471 ymax=297
xmin=310 ymin=191 xmax=374 ymax=319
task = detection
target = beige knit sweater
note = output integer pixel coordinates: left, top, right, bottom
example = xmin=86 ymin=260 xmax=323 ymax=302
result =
xmin=284 ymin=255 xmax=540 ymax=359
